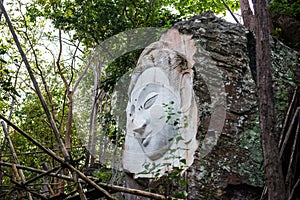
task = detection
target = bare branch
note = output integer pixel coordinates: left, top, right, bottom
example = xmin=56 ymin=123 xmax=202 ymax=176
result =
xmin=288 ymin=177 xmax=300 ymax=200
xmin=279 ymin=108 xmax=300 ymax=158
xmin=221 ymin=0 xmax=240 ymax=24
xmin=1 ymin=121 xmax=33 ymax=200
xmin=56 ymin=27 xmax=69 ymax=89
xmin=0 ymin=115 xmax=116 ymax=200
xmin=19 ymin=5 xmax=57 ymax=120
xmin=0 ymin=161 xmax=179 ymax=200
xmin=0 ymin=1 xmax=69 ymax=159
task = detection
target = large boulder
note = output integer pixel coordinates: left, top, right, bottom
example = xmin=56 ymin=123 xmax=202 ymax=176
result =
xmin=124 ymin=12 xmax=299 ymax=199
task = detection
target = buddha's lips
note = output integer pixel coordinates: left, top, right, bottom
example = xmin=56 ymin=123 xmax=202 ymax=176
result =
xmin=141 ymin=135 xmax=151 ymax=147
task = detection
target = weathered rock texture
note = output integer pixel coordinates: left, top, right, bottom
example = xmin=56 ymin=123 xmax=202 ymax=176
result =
xmin=124 ymin=12 xmax=299 ymax=199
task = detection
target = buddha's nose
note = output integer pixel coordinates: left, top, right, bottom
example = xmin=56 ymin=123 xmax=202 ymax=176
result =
xmin=133 ymin=119 xmax=147 ymax=135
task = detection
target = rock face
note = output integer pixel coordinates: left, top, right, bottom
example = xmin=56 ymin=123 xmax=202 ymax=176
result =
xmin=123 ymin=12 xmax=299 ymax=199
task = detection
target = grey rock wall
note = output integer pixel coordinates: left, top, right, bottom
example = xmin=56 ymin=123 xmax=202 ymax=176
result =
xmin=124 ymin=12 xmax=299 ymax=200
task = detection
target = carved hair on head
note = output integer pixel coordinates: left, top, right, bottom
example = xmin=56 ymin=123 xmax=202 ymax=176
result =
xmin=128 ymin=41 xmax=189 ymax=97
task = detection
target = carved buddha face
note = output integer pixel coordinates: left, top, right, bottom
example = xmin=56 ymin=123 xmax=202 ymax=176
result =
xmin=126 ymin=68 xmax=180 ymax=160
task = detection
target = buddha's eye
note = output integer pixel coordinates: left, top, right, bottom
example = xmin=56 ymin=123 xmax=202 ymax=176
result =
xmin=144 ymin=93 xmax=158 ymax=109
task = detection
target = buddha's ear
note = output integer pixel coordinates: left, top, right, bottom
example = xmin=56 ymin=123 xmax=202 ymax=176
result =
xmin=180 ymin=72 xmax=194 ymax=112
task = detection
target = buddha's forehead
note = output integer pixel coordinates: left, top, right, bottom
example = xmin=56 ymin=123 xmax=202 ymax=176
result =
xmin=135 ymin=67 xmax=169 ymax=86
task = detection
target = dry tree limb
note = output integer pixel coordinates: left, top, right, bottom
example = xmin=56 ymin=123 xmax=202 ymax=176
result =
xmin=0 ymin=167 xmax=47 ymax=200
xmin=0 ymin=161 xmax=180 ymax=200
xmin=0 ymin=3 xmax=114 ymax=199
xmin=288 ymin=177 xmax=300 ymax=200
xmin=24 ymin=166 xmax=61 ymax=186
xmin=221 ymin=0 xmax=240 ymax=24
xmin=10 ymin=178 xmax=48 ymax=200
xmin=0 ymin=115 xmax=116 ymax=200
xmin=1 ymin=121 xmax=33 ymax=200
xmin=73 ymin=173 xmax=87 ymax=200
xmin=0 ymin=115 xmax=61 ymax=163
xmin=0 ymin=1 xmax=69 ymax=160
xmin=279 ymin=108 xmax=300 ymax=158
xmin=285 ymin=110 xmax=300 ymax=182
xmin=0 ymin=161 xmax=73 ymax=182
xmin=11 ymin=164 xmax=20 ymax=182
xmin=47 ymin=183 xmax=55 ymax=196
xmin=279 ymin=87 xmax=299 ymax=148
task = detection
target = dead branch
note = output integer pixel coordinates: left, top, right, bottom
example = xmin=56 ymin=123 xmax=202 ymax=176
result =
xmin=0 ymin=161 xmax=74 ymax=182
xmin=0 ymin=115 xmax=116 ymax=200
xmin=285 ymin=111 xmax=300 ymax=184
xmin=279 ymin=107 xmax=300 ymax=158
xmin=0 ymin=161 xmax=180 ymax=200
xmin=73 ymin=173 xmax=87 ymax=200
xmin=24 ymin=166 xmax=61 ymax=186
xmin=1 ymin=121 xmax=33 ymax=200
xmin=10 ymin=178 xmax=48 ymax=200
xmin=279 ymin=87 xmax=299 ymax=148
xmin=288 ymin=177 xmax=300 ymax=200
xmin=221 ymin=0 xmax=240 ymax=24
xmin=0 ymin=0 xmax=69 ymax=160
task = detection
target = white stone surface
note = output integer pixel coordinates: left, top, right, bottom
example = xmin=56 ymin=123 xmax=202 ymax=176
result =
xmin=123 ymin=29 xmax=198 ymax=178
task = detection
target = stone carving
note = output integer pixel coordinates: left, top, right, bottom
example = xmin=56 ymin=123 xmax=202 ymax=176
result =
xmin=122 ymin=29 xmax=198 ymax=178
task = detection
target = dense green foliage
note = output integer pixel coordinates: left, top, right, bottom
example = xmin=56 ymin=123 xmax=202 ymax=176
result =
xmin=26 ymin=0 xmax=239 ymax=47
xmin=0 ymin=41 xmax=19 ymax=112
xmin=269 ymin=0 xmax=300 ymax=17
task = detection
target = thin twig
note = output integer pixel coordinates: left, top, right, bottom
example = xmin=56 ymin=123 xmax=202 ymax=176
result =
xmin=279 ymin=108 xmax=300 ymax=158
xmin=288 ymin=176 xmax=300 ymax=200
xmin=221 ymin=0 xmax=240 ymax=24
xmin=24 ymin=166 xmax=61 ymax=186
xmin=279 ymin=87 xmax=299 ymax=148
xmin=56 ymin=27 xmax=69 ymax=88
xmin=285 ymin=110 xmax=300 ymax=183
xmin=20 ymin=2 xmax=53 ymax=106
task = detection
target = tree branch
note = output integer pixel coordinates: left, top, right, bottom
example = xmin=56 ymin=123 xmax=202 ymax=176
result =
xmin=0 ymin=161 xmax=178 ymax=200
xmin=221 ymin=0 xmax=240 ymax=24
xmin=0 ymin=0 xmax=69 ymax=160
xmin=0 ymin=115 xmax=116 ymax=200
xmin=288 ymin=177 xmax=300 ymax=200
xmin=1 ymin=121 xmax=33 ymax=200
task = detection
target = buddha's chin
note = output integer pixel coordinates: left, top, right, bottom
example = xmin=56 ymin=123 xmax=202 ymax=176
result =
xmin=144 ymin=147 xmax=169 ymax=160
xmin=141 ymin=134 xmax=173 ymax=161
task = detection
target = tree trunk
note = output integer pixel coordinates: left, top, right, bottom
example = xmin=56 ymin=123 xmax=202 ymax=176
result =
xmin=239 ymin=0 xmax=255 ymax=31
xmin=254 ymin=0 xmax=287 ymax=199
